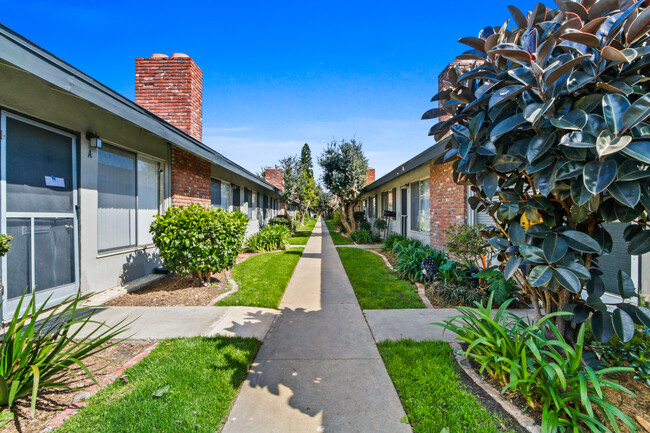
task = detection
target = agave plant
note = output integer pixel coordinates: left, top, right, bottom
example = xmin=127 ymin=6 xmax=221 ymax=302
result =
xmin=424 ymin=0 xmax=650 ymax=342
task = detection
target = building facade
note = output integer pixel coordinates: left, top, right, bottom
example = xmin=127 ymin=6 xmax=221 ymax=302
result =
xmin=0 ymin=25 xmax=282 ymax=319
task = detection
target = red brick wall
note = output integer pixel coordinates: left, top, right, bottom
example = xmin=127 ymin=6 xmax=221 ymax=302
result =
xmin=171 ymin=146 xmax=211 ymax=207
xmin=135 ymin=53 xmax=203 ymax=141
xmin=265 ymin=168 xmax=284 ymax=191
xmin=366 ymin=168 xmax=376 ymax=185
xmin=429 ymin=161 xmax=467 ymax=250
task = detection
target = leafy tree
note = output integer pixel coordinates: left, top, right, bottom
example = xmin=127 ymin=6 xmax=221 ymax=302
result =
xmin=318 ymin=139 xmax=369 ymax=234
xmin=297 ymin=143 xmax=317 ymax=224
xmin=424 ymin=1 xmax=650 ymax=342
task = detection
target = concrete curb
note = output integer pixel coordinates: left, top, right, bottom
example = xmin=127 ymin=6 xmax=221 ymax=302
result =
xmin=44 ymin=342 xmax=159 ymax=431
xmin=210 ymin=270 xmax=241 ymax=304
xmin=82 ymin=274 xmax=166 ymax=307
xmin=366 ymin=250 xmax=434 ymax=309
xmin=449 ymin=342 xmax=540 ymax=433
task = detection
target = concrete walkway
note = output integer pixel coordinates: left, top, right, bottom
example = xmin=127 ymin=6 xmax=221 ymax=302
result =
xmin=222 ymin=218 xmax=411 ymax=433
xmin=74 ymin=306 xmax=278 ymax=341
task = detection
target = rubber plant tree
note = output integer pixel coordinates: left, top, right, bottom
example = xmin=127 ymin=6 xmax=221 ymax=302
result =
xmin=424 ymin=0 xmax=650 ymax=342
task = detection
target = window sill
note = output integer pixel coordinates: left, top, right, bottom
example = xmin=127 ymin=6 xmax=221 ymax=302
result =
xmin=409 ymin=230 xmax=430 ymax=235
xmin=97 ymin=244 xmax=156 ymax=259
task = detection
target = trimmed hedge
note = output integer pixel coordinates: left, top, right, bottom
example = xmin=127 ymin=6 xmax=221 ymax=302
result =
xmin=150 ymin=205 xmax=248 ymax=282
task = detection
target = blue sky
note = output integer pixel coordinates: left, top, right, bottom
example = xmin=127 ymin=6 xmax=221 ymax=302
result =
xmin=3 ymin=0 xmax=549 ymax=180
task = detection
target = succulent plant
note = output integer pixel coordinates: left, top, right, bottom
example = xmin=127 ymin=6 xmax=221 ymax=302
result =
xmin=424 ymin=0 xmax=650 ymax=342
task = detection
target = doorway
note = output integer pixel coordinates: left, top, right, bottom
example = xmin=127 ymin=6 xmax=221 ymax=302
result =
xmin=1 ymin=112 xmax=79 ymax=320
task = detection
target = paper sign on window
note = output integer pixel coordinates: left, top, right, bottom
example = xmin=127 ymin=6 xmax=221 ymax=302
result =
xmin=44 ymin=176 xmax=65 ymax=188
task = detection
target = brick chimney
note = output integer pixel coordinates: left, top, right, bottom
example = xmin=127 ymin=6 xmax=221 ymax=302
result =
xmin=135 ymin=53 xmax=203 ymax=141
xmin=265 ymin=168 xmax=284 ymax=191
xmin=366 ymin=167 xmax=376 ymax=185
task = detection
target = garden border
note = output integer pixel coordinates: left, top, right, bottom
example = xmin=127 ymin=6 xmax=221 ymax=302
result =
xmin=449 ymin=342 xmax=541 ymax=433
xmin=44 ymin=342 xmax=159 ymax=431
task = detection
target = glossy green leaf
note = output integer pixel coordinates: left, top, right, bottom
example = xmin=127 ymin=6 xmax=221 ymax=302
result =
xmin=542 ymin=234 xmax=568 ymax=263
xmin=526 ymin=132 xmax=556 ymax=163
xmin=499 ymin=201 xmax=520 ymax=219
xmin=519 ymin=244 xmax=546 ymax=263
xmin=591 ymin=311 xmax=614 ymax=343
xmin=490 ymin=113 xmax=528 ymax=139
xmin=571 ymin=179 xmax=592 ymax=206
xmin=560 ymin=230 xmax=602 ymax=253
xmin=560 ymin=262 xmax=591 ymax=279
xmin=492 ymin=155 xmax=524 ymax=172
xmin=622 ymin=93 xmax=650 ymax=131
xmin=621 ymin=141 xmax=650 ymax=164
xmin=528 ymin=265 xmax=552 ymax=287
xmin=553 ymin=267 xmax=581 ymax=293
xmin=550 ymin=110 xmax=588 ymax=131
xmin=504 ymin=256 xmax=522 ymax=280
xmin=508 ymin=223 xmax=526 ymax=245
xmin=617 ymin=270 xmax=636 ymax=298
xmin=608 ymin=181 xmax=641 ymax=208
xmin=602 ymin=93 xmax=631 ymax=135
xmin=596 ymin=132 xmax=632 ymax=157
xmin=628 ymin=229 xmax=650 ymax=255
xmin=583 ymin=160 xmax=618 ymax=195
xmin=482 ymin=171 xmax=498 ymax=198
xmin=612 ymin=309 xmax=635 ymax=343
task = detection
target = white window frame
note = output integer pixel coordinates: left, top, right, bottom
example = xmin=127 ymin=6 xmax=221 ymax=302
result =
xmin=410 ymin=177 xmax=430 ymax=234
xmin=96 ymin=142 xmax=166 ymax=254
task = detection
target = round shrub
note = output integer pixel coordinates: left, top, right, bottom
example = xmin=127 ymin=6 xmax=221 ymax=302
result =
xmin=359 ymin=220 xmax=372 ymax=231
xmin=245 ymin=225 xmax=291 ymax=252
xmin=373 ymin=218 xmax=387 ymax=231
xmin=350 ymin=229 xmax=373 ymax=244
xmin=150 ymin=204 xmax=248 ymax=282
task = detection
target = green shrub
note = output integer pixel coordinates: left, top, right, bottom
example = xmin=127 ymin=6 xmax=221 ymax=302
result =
xmin=373 ymin=218 xmax=387 ymax=231
xmin=370 ymin=232 xmax=381 ymax=243
xmin=350 ymin=229 xmax=373 ymax=244
xmin=474 ymin=266 xmax=517 ymax=305
xmin=359 ymin=220 xmax=372 ymax=231
xmin=427 ymin=280 xmax=489 ymax=307
xmin=269 ymin=217 xmax=294 ymax=234
xmin=353 ymin=211 xmax=365 ymax=222
xmin=425 ymin=1 xmax=650 ymax=341
xmin=438 ymin=297 xmax=635 ymax=432
xmin=0 ymin=291 xmax=127 ymax=420
xmin=245 ymin=225 xmax=291 ymax=252
xmin=393 ymin=240 xmax=440 ymax=282
xmin=444 ymin=224 xmax=495 ymax=269
xmin=150 ymin=205 xmax=248 ymax=282
xmin=382 ymin=233 xmax=406 ymax=251
xmin=591 ymin=329 xmax=650 ymax=386
xmin=436 ymin=260 xmax=462 ymax=284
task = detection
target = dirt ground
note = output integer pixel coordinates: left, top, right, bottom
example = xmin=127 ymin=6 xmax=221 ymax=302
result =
xmin=0 ymin=342 xmax=150 ymax=433
xmin=105 ymin=272 xmax=229 ymax=307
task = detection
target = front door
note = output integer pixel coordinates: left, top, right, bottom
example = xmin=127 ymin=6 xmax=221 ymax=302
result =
xmin=400 ymin=187 xmax=408 ymax=236
xmin=1 ymin=112 xmax=79 ymax=320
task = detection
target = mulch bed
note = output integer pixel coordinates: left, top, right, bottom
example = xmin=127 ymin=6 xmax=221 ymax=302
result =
xmin=0 ymin=342 xmax=150 ymax=433
xmin=105 ymin=273 xmax=229 ymax=307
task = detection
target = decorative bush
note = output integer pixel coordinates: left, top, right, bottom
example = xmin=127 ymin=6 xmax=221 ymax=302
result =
xmin=439 ymin=297 xmax=635 ymax=432
xmin=245 ymin=225 xmax=291 ymax=252
xmin=425 ymin=1 xmax=650 ymax=341
xmin=0 ymin=291 xmax=127 ymax=419
xmin=150 ymin=205 xmax=248 ymax=282
xmin=393 ymin=239 xmax=444 ymax=282
xmin=0 ymin=234 xmax=12 ymax=257
xmin=370 ymin=232 xmax=382 ymax=243
xmin=359 ymin=220 xmax=372 ymax=231
xmin=474 ymin=266 xmax=517 ymax=304
xmin=269 ymin=217 xmax=294 ymax=234
xmin=590 ymin=327 xmax=650 ymax=386
xmin=383 ymin=233 xmax=406 ymax=251
xmin=444 ymin=224 xmax=495 ymax=269
xmin=350 ymin=229 xmax=373 ymax=244
xmin=353 ymin=211 xmax=366 ymax=222
xmin=373 ymin=218 xmax=388 ymax=231
xmin=427 ymin=280 xmax=490 ymax=307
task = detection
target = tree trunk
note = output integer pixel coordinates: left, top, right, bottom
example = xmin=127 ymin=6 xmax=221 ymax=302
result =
xmin=340 ymin=201 xmax=353 ymax=234
xmin=348 ymin=203 xmax=356 ymax=232
xmin=299 ymin=208 xmax=305 ymax=226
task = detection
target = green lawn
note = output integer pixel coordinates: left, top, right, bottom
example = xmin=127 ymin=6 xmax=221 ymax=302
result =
xmin=324 ymin=220 xmax=354 ymax=245
xmin=58 ymin=337 xmax=261 ymax=433
xmin=337 ymin=247 xmax=424 ymax=309
xmin=216 ymin=248 xmax=303 ymax=308
xmin=378 ymin=340 xmax=517 ymax=433
xmin=289 ymin=217 xmax=317 ymax=245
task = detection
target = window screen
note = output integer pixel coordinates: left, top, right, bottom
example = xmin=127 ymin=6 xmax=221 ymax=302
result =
xmin=220 ymin=181 xmax=230 ymax=210
xmin=392 ymin=188 xmax=397 ymax=214
xmin=211 ymin=179 xmax=221 ymax=208
xmin=98 ymin=145 xmax=136 ymax=251
xmin=232 ymin=185 xmax=241 ymax=209
xmin=137 ymin=156 xmax=159 ymax=245
xmin=410 ymin=182 xmax=418 ymax=230
xmin=251 ymin=191 xmax=257 ymax=220
xmin=6 ymin=117 xmax=73 ymax=213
